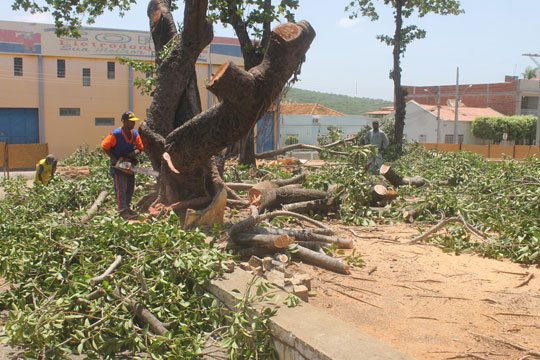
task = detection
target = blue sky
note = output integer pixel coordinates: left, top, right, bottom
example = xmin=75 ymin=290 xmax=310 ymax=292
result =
xmin=2 ymin=0 xmax=539 ymax=101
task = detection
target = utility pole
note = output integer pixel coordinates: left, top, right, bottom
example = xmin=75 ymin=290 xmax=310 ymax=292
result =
xmin=436 ymin=86 xmax=441 ymax=144
xmin=538 ymin=79 xmax=540 ymax=146
xmin=454 ymin=67 xmax=459 ymax=144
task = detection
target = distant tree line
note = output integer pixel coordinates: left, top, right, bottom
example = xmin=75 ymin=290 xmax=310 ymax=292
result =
xmin=283 ymin=88 xmax=392 ymax=115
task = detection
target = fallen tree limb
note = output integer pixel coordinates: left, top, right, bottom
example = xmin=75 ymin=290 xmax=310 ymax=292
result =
xmin=322 ymin=134 xmax=358 ymax=149
xmin=255 ymin=143 xmax=349 ymax=159
xmin=90 ymin=255 xmax=122 ymax=286
xmin=234 ymin=246 xmax=277 ymax=258
xmin=226 ymin=199 xmax=250 ymax=209
xmin=251 ymin=186 xmax=328 ymax=212
xmin=228 ymin=210 xmax=333 ymax=235
xmin=408 ymin=216 xmax=492 ymax=245
xmin=75 ymin=288 xmax=107 ymax=306
xmin=135 ymin=268 xmax=150 ymax=301
xmin=250 ymin=226 xmax=352 ymax=249
xmin=225 ymin=182 xmax=255 ymax=191
xmin=88 ymin=288 xmax=106 ymax=300
xmin=380 ymin=164 xmax=426 ymax=188
xmin=282 ymin=191 xmax=342 ymax=214
xmin=231 ymin=233 xmax=294 ymax=249
xmin=81 ymin=191 xmax=108 ymax=224
xmin=113 ymin=288 xmax=167 ymax=336
xmin=273 ymin=173 xmax=307 ymax=187
xmin=408 ymin=217 xmax=461 ymax=245
xmin=292 ymin=245 xmax=350 ymax=274
xmin=296 ymin=241 xmax=324 ymax=252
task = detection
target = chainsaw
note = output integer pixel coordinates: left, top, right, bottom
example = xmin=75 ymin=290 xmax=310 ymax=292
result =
xmin=114 ymin=160 xmax=159 ymax=177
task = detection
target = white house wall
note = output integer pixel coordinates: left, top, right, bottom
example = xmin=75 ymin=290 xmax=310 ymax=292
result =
xmin=402 ymin=103 xmax=437 ymax=143
xmin=403 ymin=102 xmax=484 ymax=145
xmin=279 ymin=115 xmax=369 ymax=147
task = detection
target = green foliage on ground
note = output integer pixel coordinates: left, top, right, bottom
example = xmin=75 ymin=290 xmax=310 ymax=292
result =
xmin=283 ymin=88 xmax=392 ymax=115
xmin=471 ymin=115 xmax=537 ymax=144
xmin=391 ymin=146 xmax=540 ymax=262
xmin=0 ymin=147 xmax=277 ymax=359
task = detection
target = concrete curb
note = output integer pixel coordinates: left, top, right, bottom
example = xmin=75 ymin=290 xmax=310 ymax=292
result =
xmin=205 ymin=269 xmax=415 ymax=360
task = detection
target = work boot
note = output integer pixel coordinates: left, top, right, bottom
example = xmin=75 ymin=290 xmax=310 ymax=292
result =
xmin=119 ymin=208 xmax=136 ymax=220
xmin=126 ymin=208 xmax=138 ymax=217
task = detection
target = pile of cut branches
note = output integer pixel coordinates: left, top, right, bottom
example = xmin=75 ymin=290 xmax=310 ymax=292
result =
xmin=0 ymin=148 xmax=278 ymax=359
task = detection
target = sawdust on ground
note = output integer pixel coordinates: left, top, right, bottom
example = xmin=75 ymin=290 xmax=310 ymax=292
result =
xmin=289 ymin=223 xmax=540 ymax=360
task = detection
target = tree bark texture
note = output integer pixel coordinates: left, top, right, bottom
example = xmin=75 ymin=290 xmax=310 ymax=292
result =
xmin=392 ymin=0 xmax=406 ymax=154
xmin=293 ymin=246 xmax=350 ymax=275
xmin=251 ymin=186 xmax=328 ymax=213
xmin=231 ymin=233 xmax=294 ymax=249
xmin=250 ymin=226 xmax=352 ymax=249
xmin=139 ymin=0 xmax=315 ymax=208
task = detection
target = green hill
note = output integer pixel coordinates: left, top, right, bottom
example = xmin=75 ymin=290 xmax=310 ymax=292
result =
xmin=283 ymin=88 xmax=392 ymax=115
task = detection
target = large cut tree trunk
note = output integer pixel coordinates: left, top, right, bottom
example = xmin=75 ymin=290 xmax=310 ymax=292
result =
xmin=138 ymin=0 xmax=315 ymax=212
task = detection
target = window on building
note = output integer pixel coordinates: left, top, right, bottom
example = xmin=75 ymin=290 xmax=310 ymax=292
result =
xmin=14 ymin=57 xmax=22 ymax=76
xmin=82 ymin=68 xmax=91 ymax=86
xmin=57 ymin=59 xmax=65 ymax=78
xmin=95 ymin=117 xmax=115 ymax=126
xmin=59 ymin=108 xmax=81 ymax=116
xmin=418 ymin=134 xmax=427 ymax=143
xmin=521 ymin=96 xmax=538 ymax=114
xmin=107 ymin=61 xmax=115 ymax=79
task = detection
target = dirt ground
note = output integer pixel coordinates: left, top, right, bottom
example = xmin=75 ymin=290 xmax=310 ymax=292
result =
xmin=288 ymin=223 xmax=540 ymax=360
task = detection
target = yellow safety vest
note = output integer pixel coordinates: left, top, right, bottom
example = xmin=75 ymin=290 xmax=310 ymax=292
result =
xmin=34 ymin=158 xmax=54 ymax=185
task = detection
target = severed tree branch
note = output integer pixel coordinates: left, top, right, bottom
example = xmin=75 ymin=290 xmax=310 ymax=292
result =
xmin=90 ymin=255 xmax=122 ymax=286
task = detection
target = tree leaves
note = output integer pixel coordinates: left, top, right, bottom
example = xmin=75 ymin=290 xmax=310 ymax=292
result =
xmin=0 ymin=147 xmax=277 ymax=358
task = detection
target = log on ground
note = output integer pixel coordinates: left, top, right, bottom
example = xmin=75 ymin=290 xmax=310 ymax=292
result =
xmin=231 ymin=233 xmax=294 ymax=249
xmin=380 ymin=164 xmax=426 ymax=188
xmin=293 ymin=246 xmax=350 ymax=275
xmin=250 ymin=226 xmax=353 ymax=249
